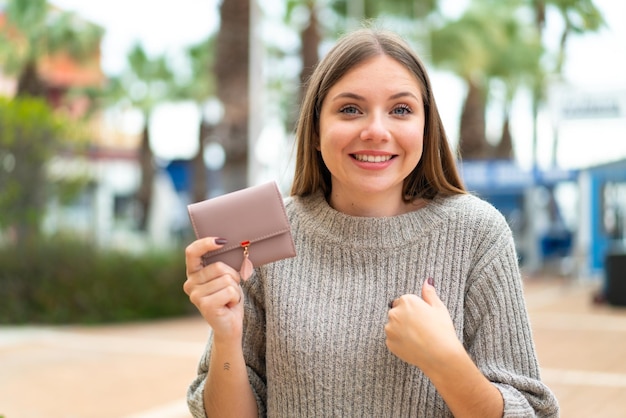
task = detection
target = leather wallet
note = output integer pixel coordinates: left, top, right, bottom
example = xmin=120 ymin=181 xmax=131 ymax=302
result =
xmin=187 ymin=181 xmax=296 ymax=273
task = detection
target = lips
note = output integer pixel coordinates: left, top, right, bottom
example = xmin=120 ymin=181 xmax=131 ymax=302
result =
xmin=351 ymin=154 xmax=394 ymax=163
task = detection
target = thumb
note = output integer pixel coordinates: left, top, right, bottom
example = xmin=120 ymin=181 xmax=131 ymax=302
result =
xmin=421 ymin=277 xmax=443 ymax=307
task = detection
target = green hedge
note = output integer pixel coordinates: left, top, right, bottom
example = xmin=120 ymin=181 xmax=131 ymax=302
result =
xmin=0 ymin=237 xmax=195 ymax=324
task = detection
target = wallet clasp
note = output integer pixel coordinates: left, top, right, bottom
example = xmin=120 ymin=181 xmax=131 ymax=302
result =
xmin=241 ymin=240 xmax=250 ymax=257
xmin=240 ymin=240 xmax=253 ymax=281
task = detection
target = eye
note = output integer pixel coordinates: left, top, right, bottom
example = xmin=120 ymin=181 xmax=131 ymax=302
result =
xmin=339 ymin=105 xmax=360 ymax=115
xmin=391 ymin=104 xmax=412 ymax=115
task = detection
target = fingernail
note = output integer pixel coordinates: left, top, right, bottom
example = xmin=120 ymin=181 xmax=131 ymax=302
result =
xmin=215 ymin=238 xmax=227 ymax=245
xmin=427 ymin=277 xmax=434 ymax=287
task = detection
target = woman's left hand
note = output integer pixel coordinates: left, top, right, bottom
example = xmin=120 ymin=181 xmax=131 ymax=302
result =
xmin=385 ymin=278 xmax=465 ymax=374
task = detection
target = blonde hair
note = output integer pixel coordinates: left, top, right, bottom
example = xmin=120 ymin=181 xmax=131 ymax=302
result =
xmin=290 ymin=28 xmax=465 ymax=200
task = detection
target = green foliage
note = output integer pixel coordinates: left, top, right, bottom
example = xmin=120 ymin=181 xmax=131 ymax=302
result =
xmin=103 ymin=43 xmax=174 ymax=114
xmin=173 ymin=36 xmax=217 ymax=103
xmin=0 ymin=97 xmax=69 ymax=237
xmin=0 ymin=0 xmax=103 ymax=76
xmin=0 ymin=237 xmax=193 ymax=324
xmin=330 ymin=0 xmax=438 ymax=21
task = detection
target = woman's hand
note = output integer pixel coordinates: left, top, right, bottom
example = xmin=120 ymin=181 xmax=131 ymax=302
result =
xmin=385 ymin=278 xmax=464 ymax=374
xmin=183 ymin=237 xmax=244 ymax=341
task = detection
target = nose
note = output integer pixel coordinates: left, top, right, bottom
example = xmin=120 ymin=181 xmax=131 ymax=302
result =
xmin=360 ymin=112 xmax=390 ymax=142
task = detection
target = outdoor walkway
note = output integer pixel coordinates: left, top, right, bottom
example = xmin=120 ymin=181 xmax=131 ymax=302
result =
xmin=1 ymin=275 xmax=625 ymax=417
xmin=524 ymin=276 xmax=626 ymax=417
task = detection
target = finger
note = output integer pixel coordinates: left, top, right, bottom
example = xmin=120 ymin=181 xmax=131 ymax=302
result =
xmin=189 ymin=263 xmax=240 ymax=290
xmin=185 ymin=237 xmax=227 ymax=274
xmin=189 ymin=281 xmax=242 ymax=311
xmin=183 ymin=275 xmax=242 ymax=305
xmin=210 ymin=278 xmax=243 ymax=307
xmin=389 ymin=294 xmax=418 ymax=310
xmin=421 ymin=277 xmax=444 ymax=308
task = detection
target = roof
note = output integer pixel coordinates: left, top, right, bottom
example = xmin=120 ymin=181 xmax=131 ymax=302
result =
xmin=38 ymin=49 xmax=105 ymax=88
xmin=0 ymin=7 xmax=105 ymax=89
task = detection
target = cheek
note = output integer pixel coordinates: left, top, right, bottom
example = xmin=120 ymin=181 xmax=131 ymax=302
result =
xmin=318 ymin=133 xmax=348 ymax=175
xmin=403 ymin=127 xmax=425 ymax=155
xmin=318 ymin=123 xmax=350 ymax=153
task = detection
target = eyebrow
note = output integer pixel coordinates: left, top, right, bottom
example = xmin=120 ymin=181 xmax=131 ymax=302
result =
xmin=331 ymin=91 xmax=421 ymax=102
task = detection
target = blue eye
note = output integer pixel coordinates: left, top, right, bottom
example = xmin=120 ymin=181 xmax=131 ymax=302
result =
xmin=339 ymin=105 xmax=360 ymax=114
xmin=392 ymin=104 xmax=412 ymax=115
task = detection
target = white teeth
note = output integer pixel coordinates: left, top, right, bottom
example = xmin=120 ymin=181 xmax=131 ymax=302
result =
xmin=353 ymin=154 xmax=392 ymax=163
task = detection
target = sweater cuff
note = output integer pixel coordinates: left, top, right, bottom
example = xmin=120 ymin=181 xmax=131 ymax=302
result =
xmin=493 ymin=382 xmax=559 ymax=417
xmin=187 ymin=375 xmax=207 ymax=418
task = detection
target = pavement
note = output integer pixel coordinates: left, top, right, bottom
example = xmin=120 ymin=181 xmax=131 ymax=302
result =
xmin=1 ymin=275 xmax=626 ymax=418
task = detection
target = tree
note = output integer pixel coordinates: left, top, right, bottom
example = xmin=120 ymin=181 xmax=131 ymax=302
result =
xmin=105 ymin=44 xmax=173 ymax=231
xmin=213 ymin=0 xmax=250 ymax=192
xmin=532 ymin=0 xmax=604 ymax=75
xmin=331 ymin=0 xmax=438 ymax=25
xmin=529 ymin=0 xmax=604 ymax=166
xmin=286 ymin=0 xmax=322 ymax=105
xmin=526 ymin=0 xmax=604 ymax=232
xmin=175 ymin=36 xmax=218 ymax=203
xmin=0 ymin=97 xmax=80 ymax=243
xmin=430 ymin=7 xmax=496 ymax=159
xmin=0 ymin=0 xmax=103 ymax=99
xmin=430 ymin=1 xmax=543 ymax=160
xmin=485 ymin=8 xmax=543 ymax=160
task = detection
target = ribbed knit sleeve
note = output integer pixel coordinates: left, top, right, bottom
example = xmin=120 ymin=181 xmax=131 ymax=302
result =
xmin=242 ymin=268 xmax=268 ymax=415
xmin=187 ymin=331 xmax=210 ymax=417
xmin=461 ymin=203 xmax=560 ymax=417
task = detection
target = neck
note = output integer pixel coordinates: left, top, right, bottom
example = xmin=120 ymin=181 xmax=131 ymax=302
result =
xmin=327 ymin=190 xmax=426 ymax=217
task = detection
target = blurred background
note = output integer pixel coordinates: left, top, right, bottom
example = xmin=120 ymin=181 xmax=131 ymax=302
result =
xmin=1 ymin=0 xmax=625 ymax=281
xmin=1 ymin=0 xmax=624 ymax=284
xmin=0 ymin=0 xmax=625 ymax=416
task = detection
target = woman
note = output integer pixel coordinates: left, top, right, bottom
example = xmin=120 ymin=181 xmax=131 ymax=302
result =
xmin=184 ymin=28 xmax=559 ymax=417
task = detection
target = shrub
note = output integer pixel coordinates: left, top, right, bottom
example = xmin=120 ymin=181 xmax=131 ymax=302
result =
xmin=0 ymin=97 xmax=85 ymax=242
xmin=0 ymin=237 xmax=194 ymax=324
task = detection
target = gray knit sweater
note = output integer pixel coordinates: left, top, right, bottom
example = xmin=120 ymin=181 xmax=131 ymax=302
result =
xmin=188 ymin=192 xmax=559 ymax=417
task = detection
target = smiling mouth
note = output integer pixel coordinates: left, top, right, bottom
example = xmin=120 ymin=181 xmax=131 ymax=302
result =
xmin=352 ymin=154 xmax=395 ymax=163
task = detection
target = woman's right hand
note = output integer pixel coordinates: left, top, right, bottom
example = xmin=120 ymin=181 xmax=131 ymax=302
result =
xmin=183 ymin=237 xmax=244 ymax=341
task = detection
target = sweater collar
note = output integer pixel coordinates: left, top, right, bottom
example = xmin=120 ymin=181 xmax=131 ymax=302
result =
xmin=290 ymin=191 xmax=462 ymax=250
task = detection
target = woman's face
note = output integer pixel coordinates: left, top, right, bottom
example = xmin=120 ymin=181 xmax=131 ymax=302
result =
xmin=318 ymin=55 xmax=425 ymax=213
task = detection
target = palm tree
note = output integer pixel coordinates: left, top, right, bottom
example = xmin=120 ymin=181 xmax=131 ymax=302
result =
xmin=529 ymin=0 xmax=604 ymax=166
xmin=430 ymin=1 xmax=544 ymax=160
xmin=430 ymin=7 xmax=496 ymax=159
xmin=527 ymin=0 xmax=603 ymax=236
xmin=106 ymin=44 xmax=173 ymax=231
xmin=213 ymin=0 xmax=250 ymax=192
xmin=289 ymin=0 xmax=321 ymax=102
xmin=532 ymin=0 xmax=604 ymax=74
xmin=0 ymin=0 xmax=103 ymax=98
xmin=331 ymin=0 xmax=438 ymax=24
xmin=175 ymin=36 xmax=217 ymax=203
xmin=487 ymin=10 xmax=543 ymax=160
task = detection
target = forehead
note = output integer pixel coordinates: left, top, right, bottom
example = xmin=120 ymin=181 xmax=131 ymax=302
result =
xmin=328 ymin=55 xmax=422 ymax=95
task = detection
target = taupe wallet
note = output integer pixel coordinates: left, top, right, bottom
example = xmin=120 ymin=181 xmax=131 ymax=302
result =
xmin=187 ymin=181 xmax=296 ymax=273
